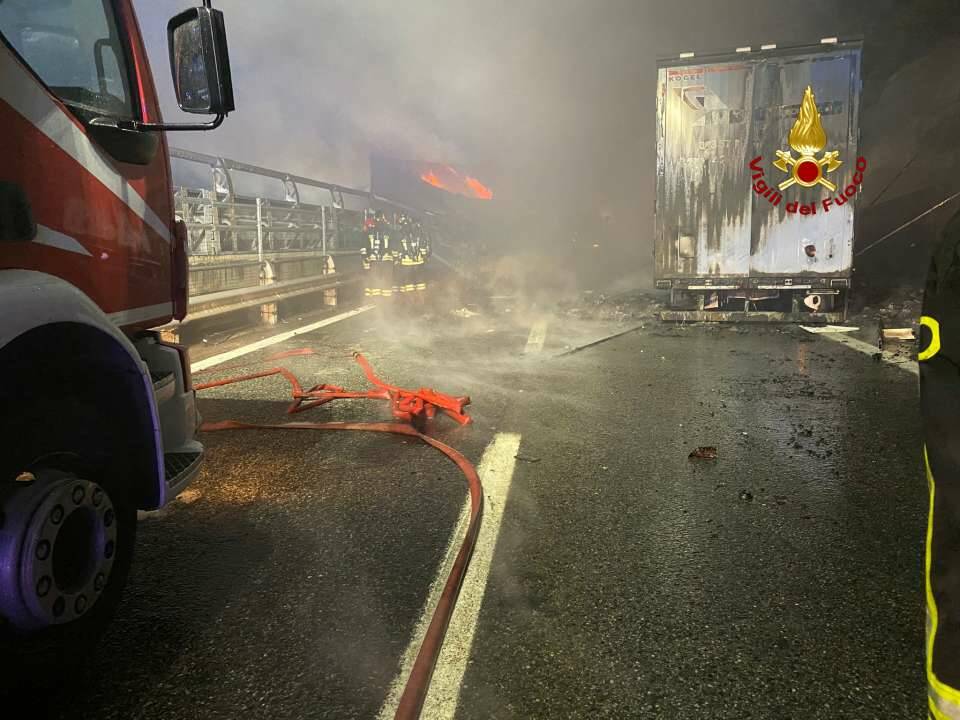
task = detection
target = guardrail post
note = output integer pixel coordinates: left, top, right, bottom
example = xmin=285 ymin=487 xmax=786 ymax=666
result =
xmin=260 ymin=259 xmax=278 ymax=325
xmin=323 ymin=255 xmax=337 ymax=307
xmin=331 ymin=206 xmax=340 ymax=250
xmin=321 ymin=205 xmax=327 ymax=258
xmin=256 ymin=197 xmax=264 ymax=263
xmin=205 ymin=190 xmax=221 ymax=253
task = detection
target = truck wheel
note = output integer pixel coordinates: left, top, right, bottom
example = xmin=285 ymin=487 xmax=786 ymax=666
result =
xmin=0 ymin=466 xmax=135 ymax=693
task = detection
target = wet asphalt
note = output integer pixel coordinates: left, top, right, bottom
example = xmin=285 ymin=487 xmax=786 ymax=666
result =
xmin=21 ymin=290 xmax=925 ymax=719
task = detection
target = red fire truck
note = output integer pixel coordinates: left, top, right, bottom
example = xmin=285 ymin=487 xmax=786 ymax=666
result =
xmin=0 ymin=0 xmax=234 ymax=684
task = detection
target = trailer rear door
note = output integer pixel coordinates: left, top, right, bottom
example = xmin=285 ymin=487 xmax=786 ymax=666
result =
xmin=655 ymin=42 xmax=862 ymax=283
xmin=656 ymin=61 xmax=754 ymax=278
xmin=749 ymin=50 xmax=861 ymax=276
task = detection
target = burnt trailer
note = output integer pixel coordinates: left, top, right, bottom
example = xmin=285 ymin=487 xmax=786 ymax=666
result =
xmin=654 ymin=38 xmax=863 ymax=321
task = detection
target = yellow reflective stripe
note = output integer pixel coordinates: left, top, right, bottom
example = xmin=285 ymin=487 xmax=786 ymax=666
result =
xmin=920 ymin=316 xmax=942 ymax=361
xmin=931 ymin=698 xmax=945 ymax=720
xmin=930 ymin=693 xmax=960 ymax=720
xmin=926 ymin=446 xmax=960 ymax=707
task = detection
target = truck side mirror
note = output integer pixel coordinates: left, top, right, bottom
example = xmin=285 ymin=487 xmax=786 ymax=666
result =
xmin=168 ymin=6 xmax=235 ymax=116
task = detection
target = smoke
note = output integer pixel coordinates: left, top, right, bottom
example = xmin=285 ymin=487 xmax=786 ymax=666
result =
xmin=136 ymin=0 xmax=896 ymax=294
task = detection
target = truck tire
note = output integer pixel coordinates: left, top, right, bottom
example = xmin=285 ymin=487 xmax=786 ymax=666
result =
xmin=0 ymin=466 xmax=136 ymax=695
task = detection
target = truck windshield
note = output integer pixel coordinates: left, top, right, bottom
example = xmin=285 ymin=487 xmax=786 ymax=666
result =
xmin=0 ymin=0 xmax=133 ymax=120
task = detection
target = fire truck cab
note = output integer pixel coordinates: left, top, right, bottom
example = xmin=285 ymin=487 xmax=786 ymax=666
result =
xmin=0 ymin=0 xmax=233 ymax=687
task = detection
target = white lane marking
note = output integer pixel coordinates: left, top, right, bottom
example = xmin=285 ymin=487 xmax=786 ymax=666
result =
xmin=109 ymin=302 xmax=174 ymax=327
xmin=817 ymin=332 xmax=919 ymax=376
xmin=191 ymin=305 xmax=374 ymax=372
xmin=523 ymin=319 xmax=549 ymax=355
xmin=377 ymin=504 xmax=471 ymax=720
xmin=33 ymin=224 xmax=91 ymax=256
xmin=378 ymin=432 xmax=522 ymax=720
xmin=421 ymin=432 xmax=521 ymax=718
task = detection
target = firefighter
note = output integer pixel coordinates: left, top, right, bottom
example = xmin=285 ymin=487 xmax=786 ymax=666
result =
xmin=360 ymin=209 xmax=395 ymax=302
xmin=396 ymin=214 xmax=420 ymax=300
xmin=921 ymin=208 xmax=960 ymax=719
xmin=380 ymin=211 xmax=399 ymax=299
xmin=360 ymin=209 xmax=378 ymax=298
xmin=414 ymin=222 xmax=432 ymax=298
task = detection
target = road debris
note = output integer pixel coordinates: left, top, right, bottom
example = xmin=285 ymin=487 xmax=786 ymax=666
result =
xmin=558 ymin=290 xmax=662 ymax=323
xmin=800 ymin=325 xmax=860 ymax=334
xmin=689 ymin=446 xmax=718 ymax=460
xmin=451 ymin=306 xmax=481 ymax=318
xmin=514 ymin=454 xmax=541 ymax=463
xmin=881 ymin=327 xmax=915 ymax=341
xmin=739 ymin=490 xmax=754 ymax=502
xmin=555 ymin=325 xmax=645 ymax=357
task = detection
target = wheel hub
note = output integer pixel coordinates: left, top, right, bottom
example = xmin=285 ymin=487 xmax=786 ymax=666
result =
xmin=0 ymin=471 xmax=117 ymax=631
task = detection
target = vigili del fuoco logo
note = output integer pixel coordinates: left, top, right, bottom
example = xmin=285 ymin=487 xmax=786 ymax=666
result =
xmin=749 ymin=85 xmax=866 ymax=216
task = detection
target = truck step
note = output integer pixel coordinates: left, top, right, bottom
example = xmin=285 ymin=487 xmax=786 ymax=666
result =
xmin=150 ymin=370 xmax=173 ymax=386
xmin=151 ymin=370 xmax=176 ymax=403
xmin=164 ymin=451 xmax=202 ymax=487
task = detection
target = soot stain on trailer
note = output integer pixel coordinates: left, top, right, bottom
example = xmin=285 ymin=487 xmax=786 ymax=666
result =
xmin=657 ymin=62 xmax=754 ymax=277
xmin=655 ymin=45 xmax=862 ymax=280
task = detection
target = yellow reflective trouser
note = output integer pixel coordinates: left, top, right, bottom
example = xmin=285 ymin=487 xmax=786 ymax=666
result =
xmin=926 ymin=446 xmax=960 ymax=720
xmin=922 ymin=212 xmax=960 ymax=719
xmin=363 ymin=259 xmax=394 ymax=299
xmin=924 ymin=315 xmax=960 ymax=718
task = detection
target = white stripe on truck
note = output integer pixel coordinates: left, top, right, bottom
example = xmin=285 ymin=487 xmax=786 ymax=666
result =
xmin=0 ymin=44 xmax=171 ymax=243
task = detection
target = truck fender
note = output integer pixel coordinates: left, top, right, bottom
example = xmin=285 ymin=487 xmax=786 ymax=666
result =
xmin=0 ymin=269 xmax=165 ymax=508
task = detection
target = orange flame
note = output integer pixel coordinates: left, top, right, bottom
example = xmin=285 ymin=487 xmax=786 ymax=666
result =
xmin=421 ymin=171 xmax=445 ymax=190
xmin=419 ymin=164 xmax=493 ymax=200
xmin=464 ymin=176 xmax=494 ymax=200
xmin=788 ymin=86 xmax=827 ymax=156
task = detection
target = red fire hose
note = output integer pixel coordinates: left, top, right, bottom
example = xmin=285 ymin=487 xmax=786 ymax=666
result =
xmin=194 ymin=351 xmax=481 ymax=720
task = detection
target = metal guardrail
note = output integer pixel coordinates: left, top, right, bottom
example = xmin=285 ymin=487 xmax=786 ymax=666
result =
xmin=185 ymin=272 xmax=362 ymax=321
xmin=176 ymin=188 xmax=365 ymax=259
xmin=163 ymin=148 xmax=450 ymax=336
xmin=158 ymin=266 xmax=363 ymax=339
xmin=187 ymin=254 xmax=362 ymax=296
xmin=170 ymin=147 xmax=438 ymax=260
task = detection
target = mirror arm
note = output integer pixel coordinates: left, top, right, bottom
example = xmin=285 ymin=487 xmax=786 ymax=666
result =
xmin=89 ymin=114 xmax=225 ymax=133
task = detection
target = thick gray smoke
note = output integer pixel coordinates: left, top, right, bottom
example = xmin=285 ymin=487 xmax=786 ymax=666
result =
xmin=137 ymin=0 xmax=958 ymax=295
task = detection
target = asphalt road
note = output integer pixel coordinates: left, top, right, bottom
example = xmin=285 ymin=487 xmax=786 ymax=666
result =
xmin=25 ymin=288 xmax=926 ymax=719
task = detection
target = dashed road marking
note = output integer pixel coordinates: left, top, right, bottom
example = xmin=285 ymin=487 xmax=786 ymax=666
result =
xmin=524 ymin=319 xmax=549 ymax=355
xmin=191 ymin=305 xmax=374 ymax=372
xmin=378 ymin=432 xmax=522 ymax=720
xmin=817 ymin=332 xmax=918 ymax=376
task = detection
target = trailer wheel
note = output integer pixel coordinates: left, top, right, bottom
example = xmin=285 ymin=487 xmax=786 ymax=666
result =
xmin=0 ymin=466 xmax=136 ymax=694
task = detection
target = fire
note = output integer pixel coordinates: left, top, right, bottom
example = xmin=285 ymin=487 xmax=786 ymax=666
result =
xmin=419 ymin=164 xmax=493 ymax=200
xmin=421 ymin=171 xmax=444 ymax=190
xmin=464 ymin=176 xmax=494 ymax=200
xmin=788 ymin=86 xmax=827 ymax=156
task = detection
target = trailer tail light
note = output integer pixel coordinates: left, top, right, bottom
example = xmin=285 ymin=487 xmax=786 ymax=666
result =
xmin=173 ymin=218 xmax=189 ymax=321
